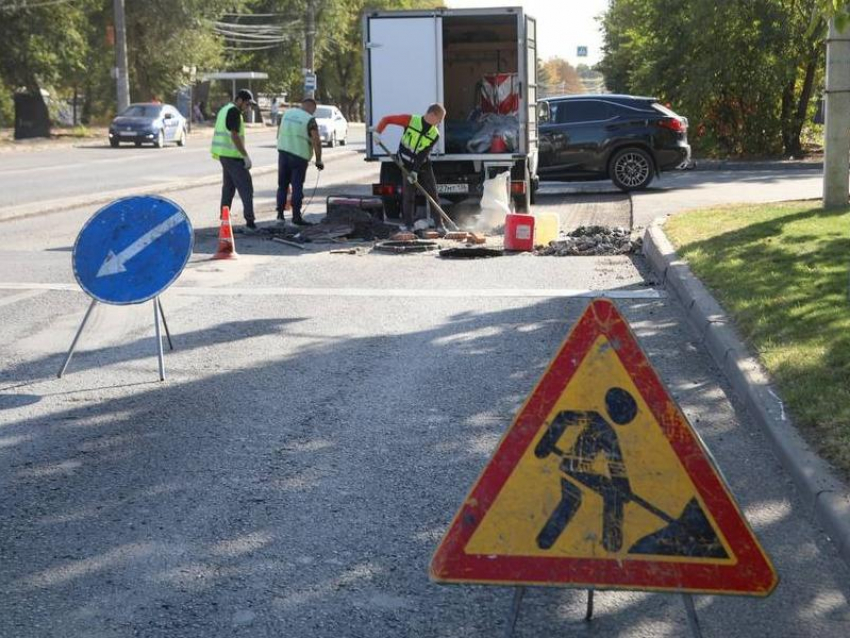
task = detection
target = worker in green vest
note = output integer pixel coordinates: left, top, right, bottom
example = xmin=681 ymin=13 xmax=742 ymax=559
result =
xmin=375 ymin=103 xmax=446 ymax=231
xmin=276 ymin=98 xmax=324 ymax=226
xmin=211 ymin=89 xmax=257 ymax=231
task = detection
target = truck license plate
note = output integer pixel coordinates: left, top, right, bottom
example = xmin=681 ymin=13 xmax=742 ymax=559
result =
xmin=437 ymin=184 xmax=468 ymax=194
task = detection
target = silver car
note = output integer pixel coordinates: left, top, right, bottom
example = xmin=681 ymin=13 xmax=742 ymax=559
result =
xmin=314 ymin=105 xmax=348 ymax=147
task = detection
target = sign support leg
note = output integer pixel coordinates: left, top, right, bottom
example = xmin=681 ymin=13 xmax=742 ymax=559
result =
xmin=681 ymin=595 xmax=704 ymax=638
xmin=157 ymin=297 xmax=174 ymax=351
xmin=503 ymin=586 xmax=525 ymax=638
xmin=585 ymin=589 xmax=594 ymax=622
xmin=153 ymin=297 xmax=165 ymax=381
xmin=58 ymin=299 xmax=98 ymax=378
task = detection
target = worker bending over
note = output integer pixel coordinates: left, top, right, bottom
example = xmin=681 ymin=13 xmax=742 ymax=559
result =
xmin=211 ymin=89 xmax=257 ymax=232
xmin=277 ymin=98 xmax=324 ymax=226
xmin=375 ymin=103 xmax=446 ymax=232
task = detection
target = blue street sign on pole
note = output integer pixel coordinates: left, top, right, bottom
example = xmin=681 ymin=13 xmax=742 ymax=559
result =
xmin=73 ymin=195 xmax=193 ymax=305
xmin=577 ymin=46 xmax=588 ymax=57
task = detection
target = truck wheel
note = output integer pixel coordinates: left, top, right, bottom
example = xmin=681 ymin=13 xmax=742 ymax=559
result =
xmin=512 ymin=168 xmax=531 ymax=212
xmin=382 ymin=196 xmax=402 ymax=220
xmin=610 ymin=147 xmax=654 ymax=191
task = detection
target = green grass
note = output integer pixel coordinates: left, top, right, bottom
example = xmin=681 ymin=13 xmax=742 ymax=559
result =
xmin=665 ymin=201 xmax=850 ymax=475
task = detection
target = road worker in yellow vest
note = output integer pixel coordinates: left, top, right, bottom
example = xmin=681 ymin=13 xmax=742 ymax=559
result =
xmin=276 ymin=97 xmax=324 ymax=226
xmin=211 ymin=89 xmax=257 ymax=231
xmin=375 ymin=103 xmax=446 ymax=232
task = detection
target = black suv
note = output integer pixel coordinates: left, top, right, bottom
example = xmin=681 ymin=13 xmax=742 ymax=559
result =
xmin=537 ymin=95 xmax=691 ymax=191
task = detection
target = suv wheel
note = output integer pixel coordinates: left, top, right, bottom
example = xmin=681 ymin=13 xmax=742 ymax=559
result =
xmin=154 ymin=130 xmax=165 ymax=148
xmin=610 ymin=147 xmax=654 ymax=191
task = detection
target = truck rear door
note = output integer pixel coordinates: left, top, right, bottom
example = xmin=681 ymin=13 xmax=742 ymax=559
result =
xmin=524 ymin=14 xmax=538 ymax=158
xmin=365 ymin=15 xmax=444 ymax=157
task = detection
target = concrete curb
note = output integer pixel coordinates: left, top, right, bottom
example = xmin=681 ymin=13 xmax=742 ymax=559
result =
xmin=1 ymin=147 xmax=360 ymax=223
xmin=694 ymin=159 xmax=823 ymax=172
xmin=643 ymin=219 xmax=850 ymax=564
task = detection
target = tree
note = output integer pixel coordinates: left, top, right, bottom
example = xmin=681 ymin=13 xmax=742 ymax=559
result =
xmin=0 ymin=0 xmax=97 ymax=133
xmin=540 ymin=57 xmax=585 ymax=96
xmin=599 ymin=0 xmax=825 ymax=157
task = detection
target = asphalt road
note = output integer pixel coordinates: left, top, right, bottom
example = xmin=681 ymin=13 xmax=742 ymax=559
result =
xmin=0 ymin=157 xmax=847 ymax=637
xmin=2 ymin=125 xmax=366 ymax=212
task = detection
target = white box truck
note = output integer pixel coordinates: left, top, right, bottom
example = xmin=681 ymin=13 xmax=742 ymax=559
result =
xmin=363 ymin=6 xmax=539 ymax=218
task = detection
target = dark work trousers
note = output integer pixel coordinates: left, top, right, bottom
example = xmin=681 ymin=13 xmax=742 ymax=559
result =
xmin=401 ymin=161 xmax=440 ymax=229
xmin=276 ymin=151 xmax=309 ymax=219
xmin=219 ymin=157 xmax=255 ymax=223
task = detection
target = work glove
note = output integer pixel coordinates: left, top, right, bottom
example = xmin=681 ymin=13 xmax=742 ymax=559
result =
xmin=315 ymin=161 xmax=325 ymax=171
xmin=407 ymin=171 xmax=418 ymax=184
xmin=243 ymin=155 xmax=252 ymax=170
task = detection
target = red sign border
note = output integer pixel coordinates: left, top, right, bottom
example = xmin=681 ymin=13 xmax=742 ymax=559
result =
xmin=430 ymin=298 xmax=778 ymax=596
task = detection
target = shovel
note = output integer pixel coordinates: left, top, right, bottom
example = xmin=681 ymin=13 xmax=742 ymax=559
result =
xmin=372 ymin=133 xmax=459 ymax=232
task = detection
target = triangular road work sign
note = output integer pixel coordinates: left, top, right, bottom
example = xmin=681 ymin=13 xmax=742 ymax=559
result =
xmin=431 ymin=298 xmax=777 ymax=596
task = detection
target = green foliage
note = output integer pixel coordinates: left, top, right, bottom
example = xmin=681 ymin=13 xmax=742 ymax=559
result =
xmin=599 ymin=0 xmax=825 ymax=157
xmin=666 ymin=201 xmax=850 ymax=475
xmin=0 ymin=0 xmax=442 ymax=127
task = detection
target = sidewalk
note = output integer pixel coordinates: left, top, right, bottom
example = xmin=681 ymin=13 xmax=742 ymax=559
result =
xmin=0 ymin=124 xmax=217 ymax=154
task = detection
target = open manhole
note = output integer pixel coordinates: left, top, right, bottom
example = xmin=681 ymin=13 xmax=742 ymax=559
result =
xmin=439 ymin=247 xmax=503 ymax=259
xmin=373 ymin=240 xmax=438 ymax=254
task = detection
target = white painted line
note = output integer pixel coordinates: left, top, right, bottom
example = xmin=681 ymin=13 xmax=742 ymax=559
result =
xmin=0 ymin=283 xmax=666 ymax=300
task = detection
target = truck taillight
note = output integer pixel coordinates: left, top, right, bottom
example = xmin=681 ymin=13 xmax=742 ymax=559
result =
xmin=373 ymin=184 xmax=397 ymax=196
xmin=658 ymin=117 xmax=686 ymax=133
xmin=510 ymin=181 xmax=527 ymax=194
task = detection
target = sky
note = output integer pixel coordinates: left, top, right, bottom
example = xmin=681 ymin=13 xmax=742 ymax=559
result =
xmin=445 ymin=0 xmax=610 ymax=67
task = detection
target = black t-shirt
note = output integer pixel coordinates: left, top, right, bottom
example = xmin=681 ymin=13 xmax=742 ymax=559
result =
xmin=225 ymin=105 xmax=242 ymax=133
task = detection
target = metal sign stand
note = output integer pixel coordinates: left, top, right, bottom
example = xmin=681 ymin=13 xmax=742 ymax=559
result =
xmin=57 ymin=296 xmax=173 ymax=381
xmin=502 ymin=588 xmax=703 ymax=638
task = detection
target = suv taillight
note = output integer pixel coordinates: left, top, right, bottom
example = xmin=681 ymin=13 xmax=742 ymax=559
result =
xmin=658 ymin=117 xmax=686 ymax=133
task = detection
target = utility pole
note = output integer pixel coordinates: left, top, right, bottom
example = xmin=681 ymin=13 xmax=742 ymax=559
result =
xmin=823 ymin=18 xmax=850 ymax=208
xmin=113 ymin=0 xmax=130 ymax=113
xmin=304 ymin=0 xmax=316 ymax=99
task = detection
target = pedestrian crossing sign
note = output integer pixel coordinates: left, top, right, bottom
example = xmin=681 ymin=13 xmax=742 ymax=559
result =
xmin=430 ymin=298 xmax=777 ymax=596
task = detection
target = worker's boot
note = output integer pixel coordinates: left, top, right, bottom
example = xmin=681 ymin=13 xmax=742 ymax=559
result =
xmin=292 ymin=213 xmax=313 ymax=226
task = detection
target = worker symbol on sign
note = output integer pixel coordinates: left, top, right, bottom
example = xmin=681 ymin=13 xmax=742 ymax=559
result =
xmin=534 ymin=387 xmax=727 ymax=558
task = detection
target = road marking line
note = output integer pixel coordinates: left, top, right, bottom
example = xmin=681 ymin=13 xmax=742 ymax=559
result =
xmin=0 ymin=283 xmax=665 ymax=300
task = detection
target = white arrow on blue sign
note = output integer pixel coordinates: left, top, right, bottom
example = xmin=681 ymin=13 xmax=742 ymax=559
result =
xmin=73 ymin=195 xmax=193 ymax=305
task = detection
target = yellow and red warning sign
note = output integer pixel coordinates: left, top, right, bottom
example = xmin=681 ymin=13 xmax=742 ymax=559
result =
xmin=430 ymin=298 xmax=777 ymax=596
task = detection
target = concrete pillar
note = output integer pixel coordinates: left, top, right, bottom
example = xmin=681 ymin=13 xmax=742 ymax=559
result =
xmin=823 ymin=19 xmax=850 ymax=208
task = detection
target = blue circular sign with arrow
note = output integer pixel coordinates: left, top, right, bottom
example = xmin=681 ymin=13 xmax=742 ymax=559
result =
xmin=73 ymin=195 xmax=194 ymax=305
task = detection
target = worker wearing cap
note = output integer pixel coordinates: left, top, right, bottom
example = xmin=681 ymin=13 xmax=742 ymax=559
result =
xmin=276 ymin=98 xmax=324 ymax=226
xmin=375 ymin=103 xmax=446 ymax=231
xmin=211 ymin=89 xmax=257 ymax=231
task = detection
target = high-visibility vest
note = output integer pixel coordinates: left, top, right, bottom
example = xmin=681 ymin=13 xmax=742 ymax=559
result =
xmin=211 ymin=103 xmax=245 ymax=160
xmin=399 ymin=115 xmax=439 ymax=165
xmin=278 ymin=107 xmax=314 ymax=160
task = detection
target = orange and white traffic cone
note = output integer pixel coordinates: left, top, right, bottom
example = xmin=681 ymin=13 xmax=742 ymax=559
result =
xmin=212 ymin=206 xmax=238 ymax=260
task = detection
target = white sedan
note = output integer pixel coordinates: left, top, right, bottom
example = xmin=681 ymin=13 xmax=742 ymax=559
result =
xmin=314 ymin=105 xmax=348 ymax=147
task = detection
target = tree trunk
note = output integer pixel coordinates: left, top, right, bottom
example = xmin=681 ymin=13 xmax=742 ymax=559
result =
xmin=788 ymin=47 xmax=821 ymax=157
xmin=780 ymin=78 xmax=796 ymax=156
